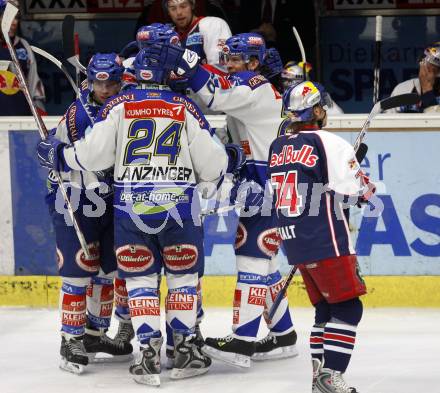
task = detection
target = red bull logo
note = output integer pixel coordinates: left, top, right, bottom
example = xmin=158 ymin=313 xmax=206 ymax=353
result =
xmin=0 ymin=70 xmax=20 ymax=95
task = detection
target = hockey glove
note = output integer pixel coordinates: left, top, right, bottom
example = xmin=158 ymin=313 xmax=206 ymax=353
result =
xmin=230 ymin=179 xmax=264 ymax=210
xmin=225 ymin=143 xmax=246 ymax=175
xmin=357 ymin=173 xmax=376 ymax=207
xmin=263 ymin=47 xmax=283 ymax=79
xmin=36 ymin=135 xmax=70 ymax=172
xmin=146 ymin=42 xmax=200 ymax=78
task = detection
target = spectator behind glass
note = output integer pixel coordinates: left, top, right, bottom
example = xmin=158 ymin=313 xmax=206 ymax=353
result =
xmin=0 ymin=0 xmax=46 ymax=115
xmin=389 ymin=42 xmax=440 ymax=113
xmin=135 ymin=0 xmax=229 ymax=36
xmin=239 ymin=0 xmax=316 ymax=64
xmin=163 ymin=0 xmax=231 ymax=67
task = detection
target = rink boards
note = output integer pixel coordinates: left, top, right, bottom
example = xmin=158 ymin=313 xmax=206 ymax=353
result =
xmin=1 ymin=115 xmax=440 ymax=307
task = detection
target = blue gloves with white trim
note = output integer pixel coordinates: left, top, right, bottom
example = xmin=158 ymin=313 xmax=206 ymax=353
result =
xmin=36 ymin=135 xmax=69 ymax=172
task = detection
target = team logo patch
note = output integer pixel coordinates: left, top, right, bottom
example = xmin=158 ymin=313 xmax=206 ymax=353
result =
xmin=140 ymin=70 xmax=153 ymax=80
xmin=247 ymin=36 xmax=264 ymax=46
xmin=96 ymin=71 xmax=110 ymax=81
xmin=170 ymin=35 xmax=180 ymax=45
xmin=56 ymin=248 xmax=64 ymax=270
xmin=257 ymin=228 xmax=281 ymax=257
xmin=248 ymin=287 xmax=266 ymax=306
xmin=163 ymin=244 xmax=198 ymax=271
xmin=116 ymin=245 xmax=154 ymax=273
xmin=136 ymin=31 xmax=150 ymax=41
xmin=348 ymin=158 xmax=358 ymax=170
xmin=234 ymin=223 xmax=247 ymax=249
xmin=75 ymin=242 xmax=100 ymax=273
xmin=0 ymin=70 xmax=20 ymax=95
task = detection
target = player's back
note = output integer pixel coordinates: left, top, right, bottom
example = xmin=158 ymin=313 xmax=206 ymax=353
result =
xmin=268 ymin=130 xmax=357 ymax=264
xmin=93 ymin=87 xmax=226 ymax=221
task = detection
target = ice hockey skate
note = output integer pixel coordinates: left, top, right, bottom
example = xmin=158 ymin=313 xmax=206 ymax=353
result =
xmin=113 ymin=320 xmax=135 ymax=345
xmin=170 ymin=332 xmax=211 ymax=379
xmin=129 ymin=337 xmax=162 ymax=386
xmin=59 ymin=335 xmax=89 ymax=375
xmin=312 ymin=358 xmax=322 ymax=393
xmin=166 ymin=323 xmax=204 ymax=370
xmin=202 ymin=334 xmax=255 ymax=368
xmin=83 ymin=330 xmax=133 ymax=363
xmin=315 ymin=368 xmax=359 ymax=393
xmin=251 ymin=330 xmax=298 ymax=361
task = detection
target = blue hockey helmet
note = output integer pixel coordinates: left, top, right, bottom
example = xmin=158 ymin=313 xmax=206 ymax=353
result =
xmin=87 ymin=53 xmax=124 ymax=82
xmin=220 ymin=33 xmax=266 ymax=65
xmin=282 ymin=81 xmax=331 ymax=122
xmin=136 ymin=23 xmax=179 ymax=50
xmin=133 ymin=23 xmax=181 ymax=84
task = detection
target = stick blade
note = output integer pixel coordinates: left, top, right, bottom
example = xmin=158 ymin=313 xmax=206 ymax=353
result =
xmin=356 ymin=143 xmax=368 ymax=162
xmin=62 ymin=15 xmax=76 ymax=60
xmin=1 ymin=1 xmax=19 ymax=39
xmin=380 ymin=93 xmax=419 ymax=111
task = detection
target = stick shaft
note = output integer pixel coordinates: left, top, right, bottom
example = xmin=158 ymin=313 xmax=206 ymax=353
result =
xmin=373 ymin=15 xmax=383 ymax=104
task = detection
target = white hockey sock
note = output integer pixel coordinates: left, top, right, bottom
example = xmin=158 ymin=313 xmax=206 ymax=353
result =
xmin=125 ymin=275 xmax=161 ymax=344
xmin=114 ymin=277 xmax=131 ymax=322
xmin=60 ymin=277 xmax=90 ymax=338
xmin=232 ymin=256 xmax=269 ymax=341
xmin=264 ymin=258 xmax=294 ymax=335
xmin=166 ymin=273 xmax=198 ymax=337
xmin=86 ymin=271 xmax=115 ymax=332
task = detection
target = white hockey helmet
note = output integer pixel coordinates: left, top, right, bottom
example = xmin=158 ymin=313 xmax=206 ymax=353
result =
xmin=281 ymin=61 xmax=312 ymax=90
xmin=282 ymin=81 xmax=331 ymax=122
xmin=423 ymin=42 xmax=440 ymax=76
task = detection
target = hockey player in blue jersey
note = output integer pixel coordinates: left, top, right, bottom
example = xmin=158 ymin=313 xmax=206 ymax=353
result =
xmin=42 ymin=53 xmax=134 ymax=374
xmin=142 ymin=32 xmax=298 ymax=366
xmin=267 ymin=81 xmax=377 ymax=393
xmin=42 ymin=53 xmax=133 ymax=373
xmin=37 ymin=23 xmax=245 ymax=386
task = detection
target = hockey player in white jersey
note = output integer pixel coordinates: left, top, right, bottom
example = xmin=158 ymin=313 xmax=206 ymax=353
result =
xmin=41 ymin=53 xmax=134 ymax=374
xmin=388 ymin=42 xmax=440 ymax=113
xmin=163 ymin=0 xmax=231 ymax=67
xmin=37 ymin=23 xmax=245 ymax=386
xmin=143 ymin=32 xmax=298 ymax=366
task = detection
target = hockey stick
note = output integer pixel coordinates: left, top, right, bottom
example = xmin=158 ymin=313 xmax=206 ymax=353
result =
xmin=62 ymin=15 xmax=87 ymax=76
xmin=292 ymin=26 xmax=308 ymax=81
xmin=268 ymin=93 xmax=418 ymax=319
xmin=30 ymin=45 xmax=79 ymax=96
xmin=30 ymin=45 xmax=95 ymax=126
xmin=1 ymin=1 xmax=91 ymax=259
xmin=353 ymin=92 xmax=419 ymax=152
xmin=373 ymin=15 xmax=382 ymax=104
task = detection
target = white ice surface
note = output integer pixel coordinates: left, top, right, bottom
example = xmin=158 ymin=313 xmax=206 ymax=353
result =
xmin=1 ymin=307 xmax=439 ymax=393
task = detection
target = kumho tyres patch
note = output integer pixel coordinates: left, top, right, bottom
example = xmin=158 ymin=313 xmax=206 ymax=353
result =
xmin=0 ymin=276 xmax=440 ymax=307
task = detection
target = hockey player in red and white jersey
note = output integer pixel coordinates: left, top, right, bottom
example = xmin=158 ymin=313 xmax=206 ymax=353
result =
xmin=267 ymin=81 xmax=378 ymax=393
xmin=163 ymin=0 xmax=231 ymax=67
xmin=143 ymin=32 xmax=298 ymax=367
xmin=37 ymin=23 xmax=245 ymax=386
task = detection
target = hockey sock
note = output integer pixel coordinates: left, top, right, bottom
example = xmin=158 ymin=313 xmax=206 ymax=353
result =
xmin=60 ymin=277 xmax=90 ymax=338
xmin=125 ymin=275 xmax=161 ymax=344
xmin=232 ymin=256 xmax=268 ymax=340
xmin=86 ymin=274 xmax=114 ymax=332
xmin=265 ymin=262 xmax=294 ymax=334
xmin=166 ymin=273 xmax=198 ymax=338
xmin=310 ymin=324 xmax=325 ymax=362
xmin=114 ymin=277 xmax=131 ymax=322
xmin=323 ymin=322 xmax=357 ymax=372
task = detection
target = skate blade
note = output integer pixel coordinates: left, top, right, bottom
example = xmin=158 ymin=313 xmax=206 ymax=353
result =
xmin=59 ymin=358 xmax=86 ymax=375
xmin=88 ymin=352 xmax=133 ymax=363
xmin=251 ymin=345 xmax=299 ymax=361
xmin=170 ymin=366 xmax=209 ymax=380
xmin=133 ymin=373 xmax=161 ymax=386
xmin=201 ymin=345 xmax=251 ymax=368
